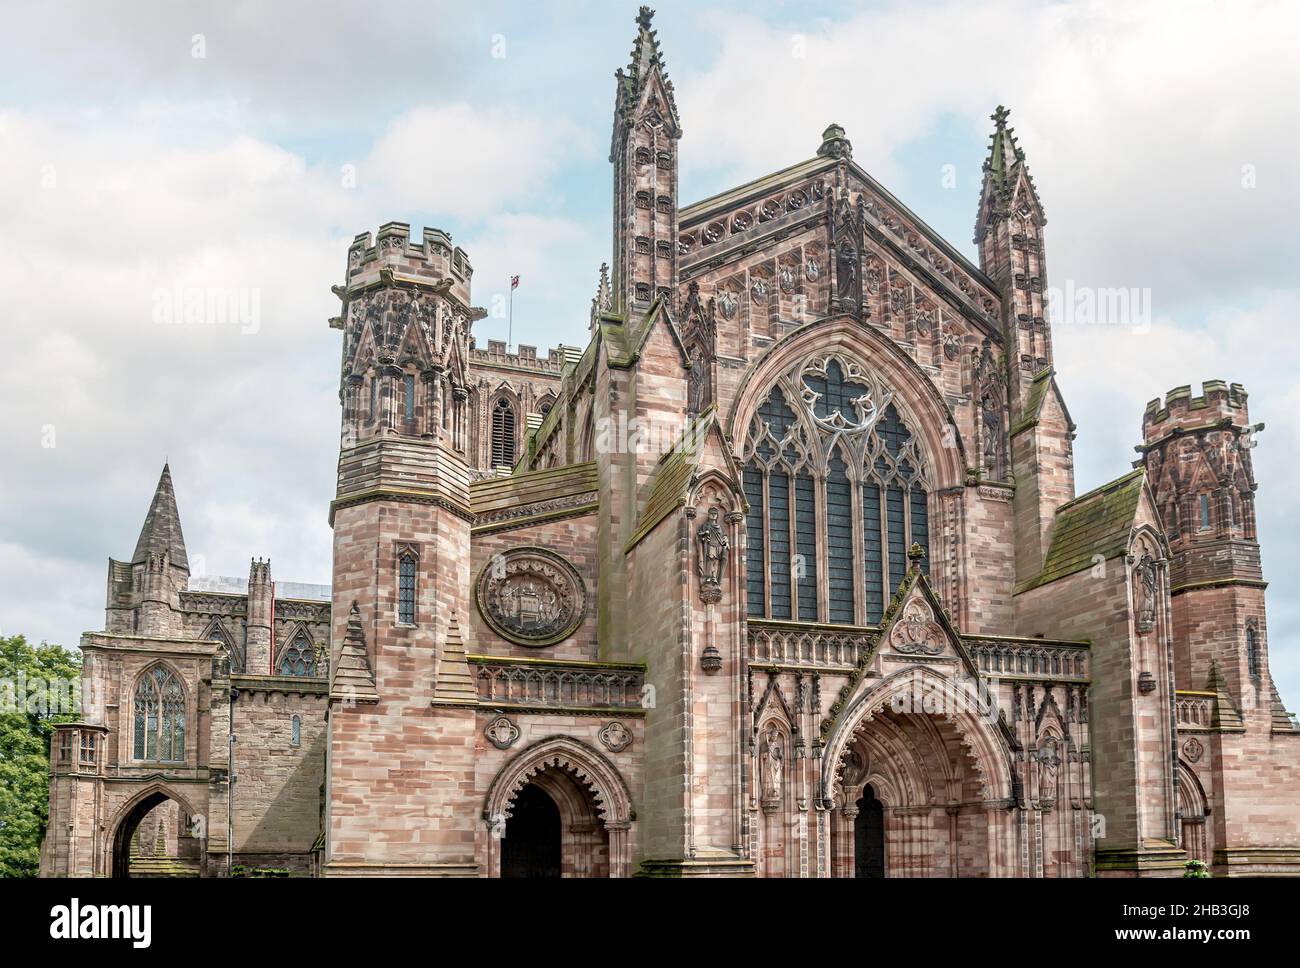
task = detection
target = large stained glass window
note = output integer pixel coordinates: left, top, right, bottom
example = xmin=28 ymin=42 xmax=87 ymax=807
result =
xmin=133 ymin=665 xmax=185 ymax=762
xmin=741 ymin=354 xmax=931 ymax=626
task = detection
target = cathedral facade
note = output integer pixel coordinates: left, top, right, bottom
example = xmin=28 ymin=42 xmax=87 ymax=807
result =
xmin=41 ymin=8 xmax=1300 ymax=878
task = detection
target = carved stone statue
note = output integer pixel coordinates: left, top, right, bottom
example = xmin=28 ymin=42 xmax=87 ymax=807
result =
xmin=687 ymin=345 xmax=708 ymax=415
xmin=836 ymin=242 xmax=858 ymax=301
xmin=760 ymin=725 xmax=784 ymax=809
xmin=981 ymin=395 xmax=1002 ymax=478
xmin=696 ymin=506 xmax=729 ymax=604
xmin=1037 ymin=736 xmax=1061 ymax=802
xmin=1135 ymin=554 xmax=1157 ymax=633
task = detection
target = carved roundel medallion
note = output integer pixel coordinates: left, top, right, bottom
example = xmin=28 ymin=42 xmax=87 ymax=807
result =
xmin=476 ymin=547 xmax=587 ymax=647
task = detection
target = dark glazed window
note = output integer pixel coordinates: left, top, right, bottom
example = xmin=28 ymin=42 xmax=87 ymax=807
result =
xmin=398 ymin=551 xmax=418 ymax=625
xmin=741 ymin=357 xmax=931 ymax=626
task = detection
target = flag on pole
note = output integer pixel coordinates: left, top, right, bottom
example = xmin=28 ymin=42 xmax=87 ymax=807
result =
xmin=510 ymin=275 xmax=520 ymax=289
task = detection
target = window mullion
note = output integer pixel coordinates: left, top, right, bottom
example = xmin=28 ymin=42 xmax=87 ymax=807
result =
xmin=762 ymin=470 xmax=772 ymax=620
xmin=851 ymin=477 xmax=865 ymax=626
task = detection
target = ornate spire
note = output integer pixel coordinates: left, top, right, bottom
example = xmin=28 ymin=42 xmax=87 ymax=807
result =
xmin=975 ymin=105 xmax=1044 ymax=242
xmin=614 ymin=6 xmax=680 ymax=136
xmin=131 ymin=463 xmax=188 ymax=571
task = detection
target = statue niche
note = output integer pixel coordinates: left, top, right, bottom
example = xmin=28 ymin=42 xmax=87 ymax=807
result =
xmin=696 ymin=506 xmax=729 ymax=604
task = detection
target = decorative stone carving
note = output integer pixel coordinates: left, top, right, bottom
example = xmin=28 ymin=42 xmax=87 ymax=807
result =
xmin=798 ymin=354 xmax=892 ymax=436
xmin=835 ymin=242 xmax=858 ymax=300
xmin=1135 ymin=554 xmax=1157 ymax=633
xmin=598 ymin=720 xmax=633 ymax=753
xmin=485 ymin=716 xmax=520 ymax=750
xmin=890 ymin=599 xmax=945 ymax=655
xmin=718 ymin=289 xmax=738 ymax=320
xmin=1183 ymin=737 xmax=1204 ymax=763
xmin=696 ymin=506 xmax=729 ymax=603
xmin=760 ymin=724 xmax=784 ymax=811
xmin=476 ymin=547 xmax=587 ymax=647
xmin=779 ymin=264 xmax=798 ymax=292
xmin=804 ymin=257 xmax=821 ymax=281
xmin=1037 ymin=735 xmax=1061 ymax=801
xmin=942 ymin=324 xmax=962 ymax=360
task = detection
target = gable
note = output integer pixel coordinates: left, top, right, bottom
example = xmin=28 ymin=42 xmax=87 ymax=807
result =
xmin=1017 ymin=469 xmax=1146 ymax=593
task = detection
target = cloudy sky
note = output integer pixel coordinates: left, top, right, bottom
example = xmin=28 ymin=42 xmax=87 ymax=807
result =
xmin=2 ymin=0 xmax=1297 ymax=700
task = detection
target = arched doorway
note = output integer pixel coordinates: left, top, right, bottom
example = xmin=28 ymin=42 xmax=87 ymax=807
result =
xmin=500 ymin=784 xmax=562 ymax=878
xmin=824 ymin=668 xmax=1016 ymax=878
xmin=854 ymin=785 xmax=885 ymax=878
xmin=110 ymin=789 xmax=201 ymax=878
xmin=484 ymin=736 xmax=635 ymax=878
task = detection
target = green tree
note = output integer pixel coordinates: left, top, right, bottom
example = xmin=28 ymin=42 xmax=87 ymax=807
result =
xmin=0 ymin=635 xmax=81 ymax=877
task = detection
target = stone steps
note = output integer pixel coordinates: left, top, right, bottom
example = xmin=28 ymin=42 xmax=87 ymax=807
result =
xmin=128 ymin=856 xmax=201 ymax=878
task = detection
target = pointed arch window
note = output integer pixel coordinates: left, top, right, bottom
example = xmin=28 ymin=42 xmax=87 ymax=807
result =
xmin=397 ymin=546 xmax=418 ymax=625
xmin=279 ymin=631 xmax=317 ymax=677
xmin=1246 ymin=622 xmax=1261 ymax=680
xmin=291 ymin=715 xmax=302 ymax=747
xmin=741 ymin=354 xmax=931 ymax=626
xmin=133 ymin=665 xmax=185 ymax=762
xmin=491 ymin=396 xmax=517 ymax=468
xmin=404 ymin=373 xmax=416 ymax=425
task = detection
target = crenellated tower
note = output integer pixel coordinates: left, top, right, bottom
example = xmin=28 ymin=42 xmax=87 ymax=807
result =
xmin=323 ymin=221 xmax=485 ymax=876
xmin=610 ymin=5 xmax=681 ymax=318
xmin=1140 ymin=382 xmax=1282 ymax=714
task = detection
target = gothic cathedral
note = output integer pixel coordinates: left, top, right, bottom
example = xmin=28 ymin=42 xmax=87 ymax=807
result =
xmin=42 ymin=8 xmax=1300 ymax=878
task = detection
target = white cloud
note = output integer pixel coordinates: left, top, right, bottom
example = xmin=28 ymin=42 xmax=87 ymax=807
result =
xmin=678 ymin=0 xmax=1300 ymax=306
xmin=365 ymin=105 xmax=592 ymax=219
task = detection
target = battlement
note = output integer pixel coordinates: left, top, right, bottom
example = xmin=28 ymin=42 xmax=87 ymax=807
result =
xmin=469 ymin=340 xmax=570 ymax=374
xmin=1143 ymin=380 xmax=1250 ymax=441
xmin=346 ymin=222 xmax=474 ymax=304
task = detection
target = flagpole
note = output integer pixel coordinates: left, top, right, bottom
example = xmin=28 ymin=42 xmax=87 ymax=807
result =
xmin=507 ymin=277 xmax=513 ymax=350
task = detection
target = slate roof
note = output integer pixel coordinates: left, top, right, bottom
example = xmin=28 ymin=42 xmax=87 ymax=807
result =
xmin=1017 ymin=469 xmax=1145 ymax=593
xmin=626 ymin=406 xmax=716 ymax=552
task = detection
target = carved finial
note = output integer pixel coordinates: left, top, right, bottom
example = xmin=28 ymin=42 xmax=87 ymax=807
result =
xmin=908 ymin=542 xmax=927 ymax=563
xmin=991 ymin=105 xmax=1011 ymax=128
xmin=817 ymin=122 xmax=852 ymax=161
xmin=636 ymin=5 xmax=655 ymax=30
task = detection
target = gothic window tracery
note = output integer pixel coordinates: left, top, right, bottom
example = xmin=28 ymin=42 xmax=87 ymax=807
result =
xmin=279 ymin=630 xmax=317 ymax=677
xmin=133 ymin=665 xmax=185 ymax=762
xmin=742 ymin=353 xmax=931 ymax=625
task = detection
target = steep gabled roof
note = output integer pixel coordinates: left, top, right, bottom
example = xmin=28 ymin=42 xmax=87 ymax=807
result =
xmin=625 ymin=406 xmax=717 ymax=553
xmin=1016 ymin=470 xmax=1146 ymax=593
xmin=131 ymin=464 xmax=188 ymax=569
